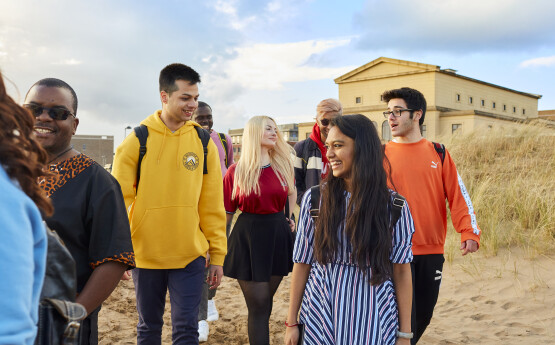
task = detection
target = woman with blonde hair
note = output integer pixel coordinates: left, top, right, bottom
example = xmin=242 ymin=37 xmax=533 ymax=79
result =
xmin=223 ymin=115 xmax=296 ymax=345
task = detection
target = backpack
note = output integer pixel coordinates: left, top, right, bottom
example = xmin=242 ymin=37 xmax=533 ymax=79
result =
xmin=216 ymin=132 xmax=229 ymax=167
xmin=36 ymin=227 xmax=87 ymax=345
xmin=134 ymin=124 xmax=211 ymax=190
xmin=432 ymin=142 xmax=446 ymax=164
xmin=309 ymin=185 xmax=406 ymax=227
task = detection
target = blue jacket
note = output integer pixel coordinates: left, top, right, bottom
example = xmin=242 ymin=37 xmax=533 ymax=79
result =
xmin=0 ymin=165 xmax=47 ymax=345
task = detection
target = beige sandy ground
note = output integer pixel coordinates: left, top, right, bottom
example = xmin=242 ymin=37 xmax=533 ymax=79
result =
xmin=98 ymin=248 xmax=555 ymax=344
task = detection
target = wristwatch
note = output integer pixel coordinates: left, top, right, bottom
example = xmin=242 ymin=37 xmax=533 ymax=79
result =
xmin=396 ymin=330 xmax=414 ymax=339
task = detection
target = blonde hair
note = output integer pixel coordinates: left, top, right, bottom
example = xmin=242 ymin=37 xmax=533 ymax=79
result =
xmin=232 ymin=116 xmax=295 ymax=199
xmin=316 ymin=98 xmax=342 ymax=117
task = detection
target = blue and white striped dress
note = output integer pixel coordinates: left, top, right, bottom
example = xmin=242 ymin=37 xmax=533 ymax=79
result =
xmin=294 ymin=189 xmax=414 ymax=345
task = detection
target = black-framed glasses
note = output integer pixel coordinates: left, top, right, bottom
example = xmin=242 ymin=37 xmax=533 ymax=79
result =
xmin=383 ymin=108 xmax=415 ymax=118
xmin=23 ymin=104 xmax=75 ymax=120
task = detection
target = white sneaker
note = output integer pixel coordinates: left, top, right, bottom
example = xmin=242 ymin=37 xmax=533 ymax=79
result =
xmin=198 ymin=320 xmax=209 ymax=342
xmin=207 ymin=299 xmax=219 ymax=321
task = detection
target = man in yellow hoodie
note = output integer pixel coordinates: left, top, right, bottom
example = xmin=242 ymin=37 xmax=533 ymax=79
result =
xmin=112 ymin=63 xmax=227 ymax=345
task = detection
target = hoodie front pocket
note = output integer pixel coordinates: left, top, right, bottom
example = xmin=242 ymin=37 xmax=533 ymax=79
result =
xmin=131 ymin=206 xmax=205 ymax=261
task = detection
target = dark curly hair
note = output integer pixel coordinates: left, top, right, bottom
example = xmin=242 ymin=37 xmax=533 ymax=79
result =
xmin=0 ymin=72 xmax=53 ymax=216
xmin=314 ymin=114 xmax=394 ymax=285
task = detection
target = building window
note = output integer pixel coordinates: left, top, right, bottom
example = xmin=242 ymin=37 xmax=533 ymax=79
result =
xmin=481 ymin=99 xmax=485 ymax=107
xmin=306 ymin=132 xmax=310 ymax=139
xmin=372 ymin=121 xmax=377 ymax=129
xmin=380 ymin=95 xmax=384 ymax=102
xmin=469 ymin=96 xmax=473 ymax=104
xmin=382 ymin=121 xmax=391 ymax=141
xmin=522 ymin=108 xmax=526 ymax=115
xmin=421 ymin=124 xmax=427 ymax=138
xmin=452 ymin=124 xmax=462 ymax=134
xmin=82 ymin=144 xmax=86 ymax=151
xmin=492 ymin=102 xmax=496 ymax=109
xmin=503 ymin=104 xmax=507 ymax=111
xmin=355 ymin=97 xmax=362 ymax=104
xmin=513 ymin=106 xmax=516 ymax=113
xmin=456 ymin=94 xmax=461 ymax=102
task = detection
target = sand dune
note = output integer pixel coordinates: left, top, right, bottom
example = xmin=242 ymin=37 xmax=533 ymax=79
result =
xmin=99 ymin=248 xmax=555 ymax=344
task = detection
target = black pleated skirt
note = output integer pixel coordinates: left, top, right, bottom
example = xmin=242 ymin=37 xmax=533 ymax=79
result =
xmin=223 ymin=212 xmax=294 ymax=282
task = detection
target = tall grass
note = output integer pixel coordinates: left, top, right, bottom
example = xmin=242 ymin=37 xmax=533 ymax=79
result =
xmin=442 ymin=124 xmax=555 ymax=257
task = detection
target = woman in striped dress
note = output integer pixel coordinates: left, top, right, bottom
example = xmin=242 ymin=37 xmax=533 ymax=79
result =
xmin=285 ymin=114 xmax=415 ymax=345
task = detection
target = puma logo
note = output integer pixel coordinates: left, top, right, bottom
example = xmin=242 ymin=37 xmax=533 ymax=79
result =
xmin=435 ymin=270 xmax=442 ymax=281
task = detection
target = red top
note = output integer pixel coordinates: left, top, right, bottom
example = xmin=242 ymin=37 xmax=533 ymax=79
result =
xmin=224 ymin=163 xmax=288 ymax=214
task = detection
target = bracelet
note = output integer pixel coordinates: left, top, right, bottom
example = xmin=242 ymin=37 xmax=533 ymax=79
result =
xmin=284 ymin=320 xmax=299 ymax=327
xmin=396 ymin=330 xmax=413 ymax=339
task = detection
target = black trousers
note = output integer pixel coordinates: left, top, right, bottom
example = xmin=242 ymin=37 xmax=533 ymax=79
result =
xmin=411 ymin=254 xmax=445 ymax=344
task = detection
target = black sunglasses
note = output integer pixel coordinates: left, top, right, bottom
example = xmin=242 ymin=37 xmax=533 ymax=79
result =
xmin=23 ymin=104 xmax=75 ymax=120
xmin=316 ymin=118 xmax=332 ymax=126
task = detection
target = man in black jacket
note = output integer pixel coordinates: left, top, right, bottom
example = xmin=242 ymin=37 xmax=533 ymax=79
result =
xmin=293 ymin=98 xmax=342 ymax=205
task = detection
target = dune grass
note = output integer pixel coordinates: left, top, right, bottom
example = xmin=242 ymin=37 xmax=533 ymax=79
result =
xmin=442 ymin=124 xmax=555 ymax=260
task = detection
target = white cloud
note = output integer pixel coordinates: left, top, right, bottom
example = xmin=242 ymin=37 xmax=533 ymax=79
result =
xmin=53 ymin=59 xmax=82 ymax=66
xmin=520 ymin=56 xmax=555 ymax=68
xmin=206 ymin=38 xmax=355 ymax=90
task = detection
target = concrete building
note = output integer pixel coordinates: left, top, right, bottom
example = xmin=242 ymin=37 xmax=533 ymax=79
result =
xmin=229 ymin=128 xmax=244 ymax=162
xmin=334 ymin=57 xmax=543 ymax=141
xmin=71 ymin=134 xmax=114 ymax=168
xmin=539 ymin=110 xmax=555 ymax=121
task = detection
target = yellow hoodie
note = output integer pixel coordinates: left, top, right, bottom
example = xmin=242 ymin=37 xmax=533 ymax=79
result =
xmin=112 ymin=111 xmax=226 ymax=269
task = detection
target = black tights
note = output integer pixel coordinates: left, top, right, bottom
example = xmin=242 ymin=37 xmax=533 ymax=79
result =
xmin=238 ymin=276 xmax=283 ymax=345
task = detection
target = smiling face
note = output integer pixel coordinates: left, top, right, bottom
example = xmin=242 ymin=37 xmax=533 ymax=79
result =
xmin=316 ymin=111 xmax=339 ymax=142
xmin=193 ymin=105 xmax=213 ymax=131
xmin=386 ymin=98 xmax=421 ymax=140
xmin=160 ymin=80 xmax=199 ymax=131
xmin=24 ymin=85 xmax=78 ymax=157
xmin=261 ymin=118 xmax=278 ymax=150
xmin=325 ymin=125 xmax=355 ymax=185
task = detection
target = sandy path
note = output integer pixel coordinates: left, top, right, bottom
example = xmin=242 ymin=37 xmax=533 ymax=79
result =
xmin=99 ymin=248 xmax=555 ymax=344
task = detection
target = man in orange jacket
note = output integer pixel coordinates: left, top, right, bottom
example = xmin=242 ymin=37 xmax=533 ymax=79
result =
xmin=383 ymin=87 xmax=481 ymax=344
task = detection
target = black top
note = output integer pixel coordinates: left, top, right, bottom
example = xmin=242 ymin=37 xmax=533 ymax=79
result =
xmin=40 ymin=154 xmax=135 ymax=292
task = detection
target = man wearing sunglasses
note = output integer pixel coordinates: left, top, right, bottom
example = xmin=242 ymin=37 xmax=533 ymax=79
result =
xmin=293 ymin=98 xmax=342 ymax=205
xmin=25 ymin=78 xmax=135 ymax=345
xmin=382 ymin=87 xmax=481 ymax=344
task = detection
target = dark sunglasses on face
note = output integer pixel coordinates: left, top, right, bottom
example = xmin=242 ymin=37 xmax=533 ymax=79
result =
xmin=317 ymin=118 xmax=333 ymax=126
xmin=23 ymin=104 xmax=75 ymax=120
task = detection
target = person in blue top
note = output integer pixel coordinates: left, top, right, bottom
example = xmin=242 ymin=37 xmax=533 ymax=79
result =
xmin=285 ymin=115 xmax=415 ymax=345
xmin=0 ymin=71 xmax=52 ymax=345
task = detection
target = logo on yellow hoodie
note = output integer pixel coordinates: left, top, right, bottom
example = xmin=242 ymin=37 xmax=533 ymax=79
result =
xmin=183 ymin=152 xmax=199 ymax=171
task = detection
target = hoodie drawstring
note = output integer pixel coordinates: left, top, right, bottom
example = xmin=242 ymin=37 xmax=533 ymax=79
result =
xmin=157 ymin=127 xmax=167 ymax=165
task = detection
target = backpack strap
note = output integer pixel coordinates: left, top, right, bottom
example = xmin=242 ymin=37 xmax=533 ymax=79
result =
xmin=195 ymin=126 xmax=211 ymax=174
xmin=432 ymin=142 xmax=446 ymax=164
xmin=134 ymin=125 xmax=149 ymax=190
xmin=310 ymin=185 xmax=321 ymax=220
xmin=217 ymin=132 xmax=229 ymax=167
xmin=390 ymin=193 xmax=406 ymax=228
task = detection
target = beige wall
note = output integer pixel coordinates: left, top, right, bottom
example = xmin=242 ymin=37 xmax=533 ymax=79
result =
xmin=434 ymin=73 xmax=539 ymax=120
xmin=339 ymin=71 xmax=437 ymax=112
xmin=298 ymin=122 xmax=314 ymax=141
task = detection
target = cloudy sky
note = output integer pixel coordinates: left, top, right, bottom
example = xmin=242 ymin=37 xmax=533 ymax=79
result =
xmin=1 ymin=0 xmax=554 ymax=145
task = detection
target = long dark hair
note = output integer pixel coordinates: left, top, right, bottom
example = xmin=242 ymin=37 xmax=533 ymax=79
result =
xmin=313 ymin=114 xmax=393 ymax=285
xmin=0 ymin=72 xmax=53 ymax=216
